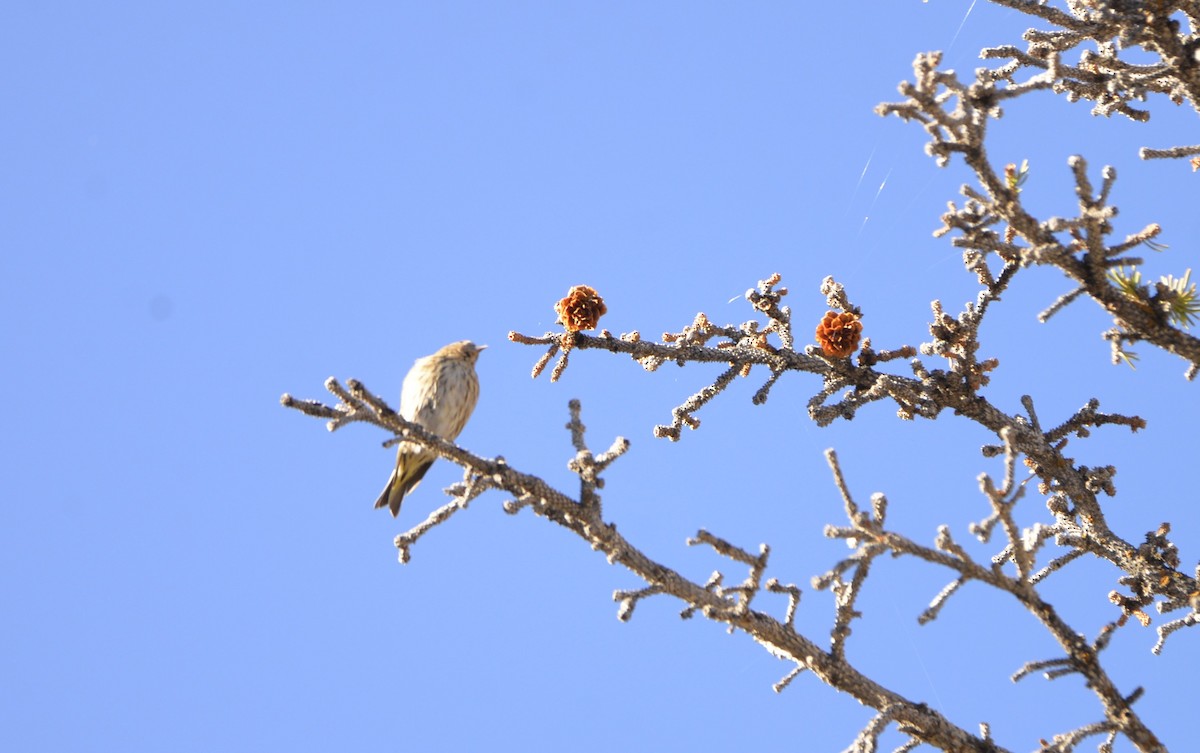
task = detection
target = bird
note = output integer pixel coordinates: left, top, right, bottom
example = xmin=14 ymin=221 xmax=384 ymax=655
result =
xmin=373 ymin=340 xmax=485 ymax=517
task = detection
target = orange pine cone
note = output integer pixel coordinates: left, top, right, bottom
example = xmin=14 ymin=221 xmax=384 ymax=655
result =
xmin=555 ymin=285 xmax=607 ymax=332
xmin=815 ymin=311 xmax=862 ymax=358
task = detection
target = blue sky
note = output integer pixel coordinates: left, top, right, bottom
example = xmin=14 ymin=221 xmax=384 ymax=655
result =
xmin=4 ymin=3 xmax=1198 ymax=751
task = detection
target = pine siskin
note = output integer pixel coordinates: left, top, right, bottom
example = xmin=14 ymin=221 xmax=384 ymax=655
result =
xmin=373 ymin=340 xmax=485 ymax=517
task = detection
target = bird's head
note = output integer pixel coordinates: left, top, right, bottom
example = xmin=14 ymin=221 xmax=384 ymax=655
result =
xmin=442 ymin=340 xmax=486 ymax=364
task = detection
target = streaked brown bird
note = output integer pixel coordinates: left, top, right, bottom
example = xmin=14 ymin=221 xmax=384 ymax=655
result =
xmin=373 ymin=340 xmax=485 ymax=517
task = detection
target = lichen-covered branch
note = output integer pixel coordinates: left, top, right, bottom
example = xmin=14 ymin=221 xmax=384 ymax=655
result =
xmin=821 ymin=450 xmax=1166 ymax=752
xmin=507 ymin=273 xmax=1195 ymax=656
xmin=281 ymin=388 xmax=1010 ymax=752
xmin=878 ymin=45 xmax=1200 ymax=377
xmin=984 ymin=0 xmax=1200 ymax=123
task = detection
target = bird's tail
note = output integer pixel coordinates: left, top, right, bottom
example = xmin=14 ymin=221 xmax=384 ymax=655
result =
xmin=373 ymin=469 xmax=397 ymax=516
xmin=372 ymin=460 xmax=434 ymax=518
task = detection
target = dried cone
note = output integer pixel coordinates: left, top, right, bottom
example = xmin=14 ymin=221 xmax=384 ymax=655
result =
xmin=815 ymin=311 xmax=862 ymax=358
xmin=555 ymin=285 xmax=607 ymax=332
